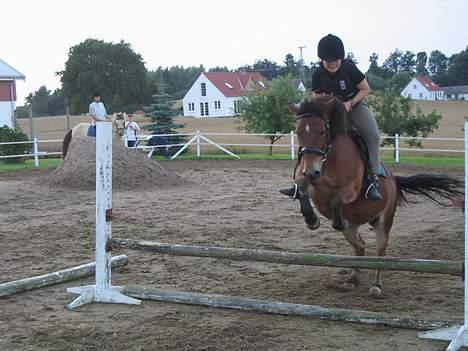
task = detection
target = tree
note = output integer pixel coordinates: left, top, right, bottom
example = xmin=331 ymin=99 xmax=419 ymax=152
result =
xmin=445 ymin=48 xmax=468 ymax=85
xmin=382 ymin=49 xmax=403 ymax=78
xmin=346 ymin=52 xmax=358 ymax=64
xmin=143 ymin=87 xmax=185 ymax=154
xmin=388 ymin=71 xmax=413 ymax=94
xmin=367 ymin=53 xmax=383 ymax=77
xmin=366 ymin=73 xmax=388 ymax=92
xmin=248 ymin=59 xmax=280 ymax=81
xmin=428 ymin=50 xmax=448 ymax=84
xmin=238 ymin=76 xmax=305 ymax=156
xmin=367 ymin=92 xmax=441 ymax=148
xmin=47 ymin=89 xmax=66 ymax=116
xmin=281 ymin=54 xmax=297 ymax=77
xmin=59 ymin=38 xmax=148 ymax=114
xmin=29 ymin=86 xmax=51 ymax=117
xmin=400 ymin=51 xmax=416 ymax=74
xmin=415 ymin=51 xmax=428 ymax=75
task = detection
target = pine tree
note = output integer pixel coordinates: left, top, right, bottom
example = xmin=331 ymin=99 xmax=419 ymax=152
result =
xmin=143 ymin=88 xmax=185 ymax=155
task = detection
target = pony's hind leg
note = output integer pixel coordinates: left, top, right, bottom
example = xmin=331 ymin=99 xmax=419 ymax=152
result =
xmin=369 ymin=217 xmax=390 ymax=298
xmin=341 ymin=224 xmax=365 ymax=289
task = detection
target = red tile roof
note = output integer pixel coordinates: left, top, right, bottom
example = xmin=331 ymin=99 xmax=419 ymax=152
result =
xmin=415 ymin=75 xmax=441 ymax=92
xmin=204 ymin=71 xmax=268 ymax=97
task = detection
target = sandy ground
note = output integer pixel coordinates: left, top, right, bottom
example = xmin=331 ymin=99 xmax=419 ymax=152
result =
xmin=0 ymin=160 xmax=465 ymax=350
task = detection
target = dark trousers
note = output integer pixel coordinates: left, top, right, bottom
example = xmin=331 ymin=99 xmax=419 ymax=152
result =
xmin=127 ymin=140 xmax=137 ymax=147
xmin=87 ymin=125 xmax=96 ymax=137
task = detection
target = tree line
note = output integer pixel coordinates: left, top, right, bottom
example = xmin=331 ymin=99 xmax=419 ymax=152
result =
xmin=17 ymin=38 xmax=468 ymax=118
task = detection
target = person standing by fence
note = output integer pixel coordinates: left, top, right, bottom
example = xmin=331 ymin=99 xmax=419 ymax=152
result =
xmin=88 ymin=92 xmax=108 ymax=137
xmin=125 ymin=114 xmax=140 ymax=147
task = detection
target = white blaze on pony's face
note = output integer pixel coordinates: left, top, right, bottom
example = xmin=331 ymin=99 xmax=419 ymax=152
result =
xmin=113 ymin=112 xmax=126 ymax=136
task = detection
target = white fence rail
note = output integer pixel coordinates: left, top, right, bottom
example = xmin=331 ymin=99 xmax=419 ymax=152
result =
xmin=0 ymin=132 xmax=464 ymax=167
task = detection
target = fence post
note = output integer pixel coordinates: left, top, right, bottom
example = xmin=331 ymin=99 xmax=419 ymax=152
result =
xmin=290 ymin=131 xmax=295 ymax=160
xmin=394 ymin=133 xmax=400 ymax=164
xmin=33 ymin=138 xmax=39 ymax=167
xmin=196 ymin=130 xmax=201 ymax=159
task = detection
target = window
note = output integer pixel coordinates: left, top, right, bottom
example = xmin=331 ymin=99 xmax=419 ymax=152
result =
xmin=188 ymin=102 xmax=195 ymax=111
xmin=258 ymin=81 xmax=266 ymax=88
xmin=224 ymin=81 xmax=233 ymax=89
xmin=214 ymin=101 xmax=221 ymax=109
xmin=201 ymin=83 xmax=206 ymax=96
xmin=234 ymin=100 xmax=240 ymax=114
xmin=200 ymin=102 xmax=205 ymax=116
xmin=204 ymin=102 xmax=209 ymax=116
xmin=413 ymin=84 xmax=417 ymax=89
xmin=419 ymin=92 xmax=423 ymax=99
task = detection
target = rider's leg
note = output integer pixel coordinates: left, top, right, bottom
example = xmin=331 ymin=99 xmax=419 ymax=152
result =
xmin=347 ymin=103 xmax=382 ymax=200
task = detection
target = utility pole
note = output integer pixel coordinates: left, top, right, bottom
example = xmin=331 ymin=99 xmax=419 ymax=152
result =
xmin=298 ymin=45 xmax=306 ymax=83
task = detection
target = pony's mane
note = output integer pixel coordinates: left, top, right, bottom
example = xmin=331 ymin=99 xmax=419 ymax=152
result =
xmin=295 ymin=95 xmax=348 ymax=136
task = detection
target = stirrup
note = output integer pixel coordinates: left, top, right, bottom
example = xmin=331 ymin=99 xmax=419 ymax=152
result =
xmin=364 ymin=177 xmax=382 ymax=201
xmin=279 ymin=184 xmax=299 ymax=199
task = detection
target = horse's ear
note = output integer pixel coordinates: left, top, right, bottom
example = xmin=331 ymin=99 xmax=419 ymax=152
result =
xmin=288 ymin=103 xmax=300 ymax=115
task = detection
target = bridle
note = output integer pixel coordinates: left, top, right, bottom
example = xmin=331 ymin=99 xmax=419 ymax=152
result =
xmin=297 ymin=112 xmax=332 ymax=160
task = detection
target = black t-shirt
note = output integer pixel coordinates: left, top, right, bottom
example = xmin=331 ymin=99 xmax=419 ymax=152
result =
xmin=312 ymin=59 xmax=365 ymax=101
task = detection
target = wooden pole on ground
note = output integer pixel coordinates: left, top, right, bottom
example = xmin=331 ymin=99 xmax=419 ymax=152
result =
xmin=0 ymin=255 xmax=128 ymax=298
xmin=123 ymin=285 xmax=458 ymax=331
xmin=109 ymin=239 xmax=463 ymax=276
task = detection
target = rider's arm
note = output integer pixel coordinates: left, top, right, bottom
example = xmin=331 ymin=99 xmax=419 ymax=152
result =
xmin=350 ymin=79 xmax=370 ymax=108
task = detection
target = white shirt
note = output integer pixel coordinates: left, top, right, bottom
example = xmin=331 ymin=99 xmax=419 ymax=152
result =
xmin=89 ymin=101 xmax=107 ymax=125
xmin=125 ymin=121 xmax=140 ymax=141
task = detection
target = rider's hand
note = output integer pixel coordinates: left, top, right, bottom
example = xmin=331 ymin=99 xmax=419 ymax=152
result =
xmin=344 ymin=101 xmax=352 ymax=112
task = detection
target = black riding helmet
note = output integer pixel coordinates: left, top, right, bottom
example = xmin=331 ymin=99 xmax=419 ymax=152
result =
xmin=317 ymin=34 xmax=345 ymax=61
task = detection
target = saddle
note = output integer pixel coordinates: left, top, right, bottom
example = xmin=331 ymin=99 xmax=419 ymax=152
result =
xmin=348 ymin=129 xmax=386 ymax=178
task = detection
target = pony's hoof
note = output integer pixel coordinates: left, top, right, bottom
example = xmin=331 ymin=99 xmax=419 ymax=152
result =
xmin=369 ymin=285 xmax=383 ymax=298
xmin=306 ymin=217 xmax=320 ymax=230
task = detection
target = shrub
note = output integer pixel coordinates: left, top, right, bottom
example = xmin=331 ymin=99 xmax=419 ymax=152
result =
xmin=0 ymin=125 xmax=31 ymax=163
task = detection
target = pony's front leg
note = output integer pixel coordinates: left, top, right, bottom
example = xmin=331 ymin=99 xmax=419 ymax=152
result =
xmin=299 ymin=195 xmax=320 ymax=230
xmin=342 ymin=224 xmax=365 ymax=289
xmin=331 ymin=201 xmax=348 ymax=231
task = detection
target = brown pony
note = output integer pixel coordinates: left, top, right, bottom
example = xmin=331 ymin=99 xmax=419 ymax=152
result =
xmin=289 ymin=95 xmax=462 ymax=297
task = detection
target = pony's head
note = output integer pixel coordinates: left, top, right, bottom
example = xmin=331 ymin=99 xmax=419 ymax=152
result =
xmin=289 ymin=95 xmax=347 ymax=182
xmin=113 ymin=112 xmax=127 ymax=136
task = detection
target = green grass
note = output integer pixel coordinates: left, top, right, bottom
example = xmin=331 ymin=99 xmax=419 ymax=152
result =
xmin=0 ymin=153 xmax=463 ymax=172
xmin=0 ymin=158 xmax=61 ymax=172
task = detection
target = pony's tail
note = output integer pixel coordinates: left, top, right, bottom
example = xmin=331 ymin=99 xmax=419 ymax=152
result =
xmin=395 ymin=174 xmax=463 ymax=206
xmin=62 ymin=129 xmax=72 ymax=159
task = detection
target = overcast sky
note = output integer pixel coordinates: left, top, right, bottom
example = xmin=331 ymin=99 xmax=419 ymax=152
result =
xmin=2 ymin=0 xmax=467 ymax=105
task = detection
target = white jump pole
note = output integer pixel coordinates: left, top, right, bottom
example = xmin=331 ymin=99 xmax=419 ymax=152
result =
xmin=67 ymin=122 xmax=141 ymax=309
xmin=419 ymin=117 xmax=468 ymax=350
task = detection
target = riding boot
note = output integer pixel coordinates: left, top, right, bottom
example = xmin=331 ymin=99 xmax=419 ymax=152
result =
xmin=279 ymin=184 xmax=300 ymax=199
xmin=365 ymin=174 xmax=383 ymax=201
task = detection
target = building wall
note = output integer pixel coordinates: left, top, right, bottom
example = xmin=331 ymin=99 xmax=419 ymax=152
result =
xmin=183 ymin=73 xmax=240 ymax=118
xmin=0 ymin=101 xmax=15 ymax=128
xmin=401 ymin=78 xmax=443 ymax=100
xmin=0 ymin=80 xmax=16 ymax=101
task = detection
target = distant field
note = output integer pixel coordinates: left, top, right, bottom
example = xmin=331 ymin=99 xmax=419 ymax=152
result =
xmin=16 ymin=100 xmax=468 ymax=155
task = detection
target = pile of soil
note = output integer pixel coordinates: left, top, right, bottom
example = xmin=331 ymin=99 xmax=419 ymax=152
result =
xmin=46 ymin=137 xmax=187 ymax=191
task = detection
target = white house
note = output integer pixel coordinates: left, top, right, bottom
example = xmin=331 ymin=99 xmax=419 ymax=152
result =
xmin=400 ymin=75 xmax=444 ymax=101
xmin=182 ymin=70 xmax=269 ymax=117
xmin=0 ymin=58 xmax=25 ymax=128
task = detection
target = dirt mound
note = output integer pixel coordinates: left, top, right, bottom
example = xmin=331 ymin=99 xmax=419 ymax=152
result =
xmin=46 ymin=137 xmax=187 ymax=191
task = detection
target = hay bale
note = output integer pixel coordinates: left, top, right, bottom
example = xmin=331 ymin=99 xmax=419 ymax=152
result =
xmin=47 ymin=137 xmax=187 ymax=191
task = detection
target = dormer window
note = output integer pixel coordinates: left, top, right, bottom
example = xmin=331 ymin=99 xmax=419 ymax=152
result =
xmin=258 ymin=81 xmax=266 ymax=88
xmin=224 ymin=81 xmax=233 ymax=89
xmin=201 ymin=83 xmax=206 ymax=96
